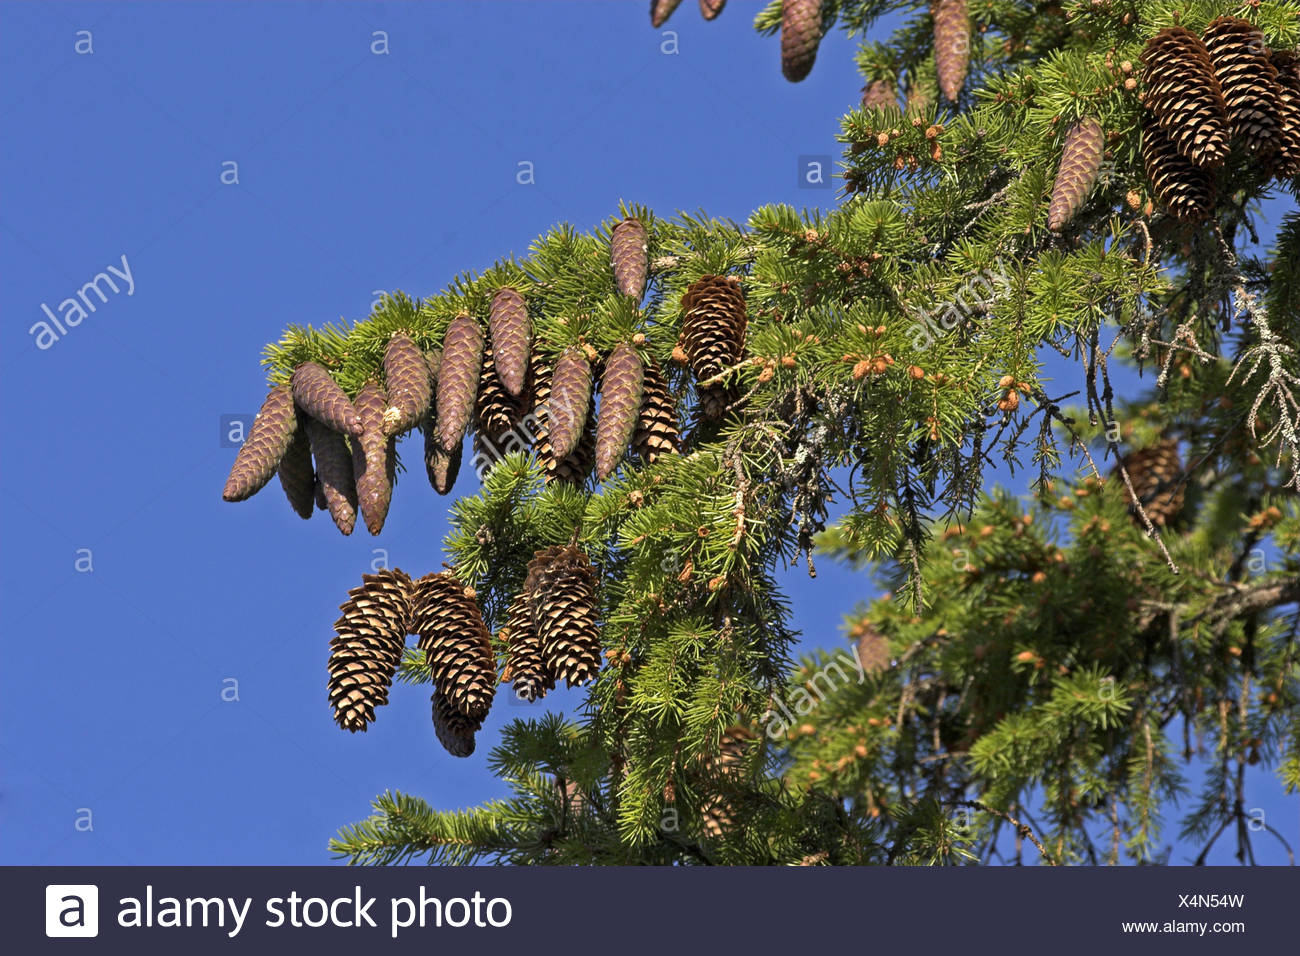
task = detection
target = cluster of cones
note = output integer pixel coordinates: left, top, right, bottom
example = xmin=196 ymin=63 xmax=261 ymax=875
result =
xmin=328 ymin=545 xmax=602 ymax=757
xmin=223 ymin=216 xmax=757 ymax=533
xmin=1141 ymin=19 xmax=1300 ymax=223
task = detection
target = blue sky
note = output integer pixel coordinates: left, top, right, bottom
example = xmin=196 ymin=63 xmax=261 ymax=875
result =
xmin=1 ymin=1 xmax=1293 ymax=865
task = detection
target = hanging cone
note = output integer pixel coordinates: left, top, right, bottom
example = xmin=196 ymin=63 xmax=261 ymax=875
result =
xmin=502 ymin=596 xmax=554 ymax=703
xmin=1047 ymin=117 xmax=1104 ymax=231
xmin=313 ymin=475 xmax=328 ymax=511
xmin=277 ymin=417 xmax=315 ymax=519
xmin=1141 ymin=28 xmax=1231 ymax=167
xmin=531 ymin=354 xmax=594 ymax=486
xmin=650 ymin=0 xmax=682 ymax=28
xmin=1271 ymin=51 xmax=1300 ymax=179
xmin=933 ymin=0 xmax=970 ymax=103
xmin=699 ymin=0 xmax=725 ymax=20
xmin=861 ymin=79 xmax=897 ymax=111
xmin=328 ymin=568 xmax=413 ymax=732
xmin=424 ymin=419 xmax=462 ymax=495
xmin=1116 ymin=438 xmax=1185 ymax=527
xmin=474 ymin=346 xmax=530 ymax=470
xmin=1203 ymin=17 xmax=1280 ymax=156
xmin=431 ymin=689 xmax=480 ymax=758
xmin=905 ymin=73 xmax=935 ymax=116
xmin=381 ymin=333 xmax=432 ymax=437
xmin=488 ymin=288 xmax=531 ymax=398
xmin=547 ymin=347 xmax=594 ymax=461
xmin=611 ymin=218 xmax=649 ymax=299
xmin=701 ymin=725 xmax=755 ymax=837
xmin=291 ymin=362 xmax=362 ymax=436
xmin=526 ymin=545 xmax=601 ymax=687
xmin=351 ymin=382 xmax=396 ymax=535
xmin=681 ymin=275 xmax=747 ymax=381
xmin=436 ymin=312 xmax=485 ymax=452
xmin=595 ymin=343 xmax=645 ymax=480
xmin=632 ymin=359 xmax=681 ymax=464
xmin=1141 ymin=115 xmax=1216 ymax=223
xmin=851 ymin=619 xmax=890 ymax=674
xmin=781 ymin=0 xmax=823 ymax=82
xmin=222 ymin=385 xmax=298 ymax=502
xmin=304 ymin=417 xmax=357 ymax=535
xmin=412 ymin=572 xmax=497 ymax=721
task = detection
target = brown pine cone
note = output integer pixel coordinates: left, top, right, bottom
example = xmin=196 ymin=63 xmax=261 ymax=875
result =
xmin=1047 ymin=117 xmax=1104 ymax=231
xmin=611 ymin=218 xmax=649 ymax=300
xmin=525 ymin=545 xmax=601 ymax=687
xmin=304 ymin=416 xmax=358 ymax=535
xmin=650 ymin=0 xmax=683 ymax=28
xmin=474 ymin=346 xmax=530 ymax=471
xmin=328 ymin=568 xmax=413 ymax=732
xmin=1202 ymin=16 xmax=1280 ymax=156
xmin=291 ymin=362 xmax=363 ymax=436
xmin=412 ymin=572 xmax=497 ymax=722
xmin=381 ymin=333 xmax=432 ymax=436
xmin=277 ymin=415 xmax=315 ymax=519
xmin=781 ymin=0 xmax=823 ymax=83
xmin=502 ymin=596 xmax=554 ymax=703
xmin=431 ymin=689 xmax=480 ymax=758
xmin=595 ymin=343 xmax=646 ymax=480
xmin=1117 ymin=438 xmax=1185 ymax=527
xmin=489 ymin=288 xmax=531 ymax=398
xmin=1141 ymin=27 xmax=1231 ymax=168
xmin=351 ymin=382 xmax=396 ymax=535
xmin=1141 ymin=114 xmax=1216 ymax=223
xmin=933 ymin=0 xmax=970 ymax=103
xmin=222 ymin=385 xmax=298 ymax=502
xmin=1271 ymin=51 xmax=1300 ymax=179
xmin=699 ymin=0 xmax=725 ymax=20
xmin=436 ymin=312 xmax=485 ymax=452
xmin=632 ymin=359 xmax=681 ymax=464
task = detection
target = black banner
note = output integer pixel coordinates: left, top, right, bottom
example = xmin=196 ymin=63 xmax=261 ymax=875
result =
xmin=5 ymin=866 xmax=1297 ymax=953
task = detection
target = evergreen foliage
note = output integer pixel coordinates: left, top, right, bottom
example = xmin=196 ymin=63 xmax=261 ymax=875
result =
xmin=221 ymin=1 xmax=1299 ymax=864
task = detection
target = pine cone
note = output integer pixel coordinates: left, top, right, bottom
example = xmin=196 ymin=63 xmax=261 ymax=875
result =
xmin=351 ymin=382 xmax=396 ymax=535
xmin=632 ymin=359 xmax=681 ymax=464
xmin=1117 ymin=438 xmax=1185 ymax=527
xmin=681 ymin=275 xmax=746 ymax=381
xmin=531 ymin=354 xmax=594 ymax=485
xmin=781 ymin=0 xmax=823 ymax=83
xmin=291 ymin=362 xmax=363 ymax=437
xmin=277 ymin=416 xmax=315 ymax=519
xmin=1141 ymin=28 xmax=1230 ymax=167
xmin=525 ymin=545 xmax=601 ymax=687
xmin=381 ymin=333 xmax=432 ymax=436
xmin=1271 ymin=51 xmax=1300 ymax=178
xmin=222 ymin=385 xmax=298 ymax=502
xmin=547 ymin=347 xmax=594 ymax=461
xmin=699 ymin=0 xmax=725 ymax=20
xmin=436 ymin=312 xmax=485 ymax=452
xmin=1047 ymin=117 xmax=1104 ymax=231
xmin=489 ymin=288 xmax=531 ymax=398
xmin=701 ymin=725 xmax=754 ymax=837
xmin=431 ymin=689 xmax=480 ymax=758
xmin=502 ymin=596 xmax=554 ymax=703
xmin=933 ymin=0 xmax=970 ymax=103
xmin=852 ymin=620 xmax=890 ymax=674
xmin=328 ymin=569 xmax=413 ymax=732
xmin=424 ymin=419 xmax=462 ymax=495
xmin=611 ymin=218 xmax=649 ymax=299
xmin=650 ymin=0 xmax=682 ymax=28
xmin=304 ymin=416 xmax=358 ymax=535
xmin=1203 ymin=16 xmax=1280 ymax=156
xmin=595 ymin=344 xmax=646 ymax=480
xmin=861 ymin=79 xmax=897 ymax=111
xmin=412 ymin=572 xmax=497 ymax=721
xmin=1141 ymin=114 xmax=1216 ymax=223
xmin=474 ymin=346 xmax=531 ymax=470
xmin=313 ymin=475 xmax=328 ymax=511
